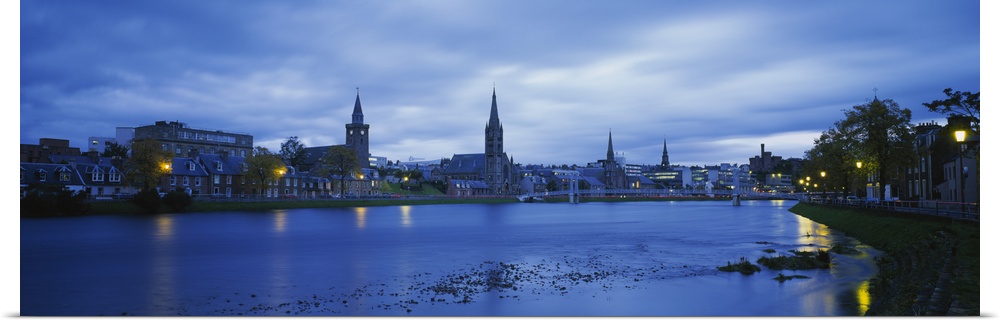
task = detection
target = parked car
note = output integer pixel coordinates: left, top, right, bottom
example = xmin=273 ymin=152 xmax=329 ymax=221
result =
xmin=846 ymin=196 xmax=859 ymax=204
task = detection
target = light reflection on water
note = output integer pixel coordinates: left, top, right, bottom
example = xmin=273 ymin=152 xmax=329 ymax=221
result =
xmin=354 ymin=207 xmax=367 ymax=229
xmin=400 ymin=205 xmax=412 ymax=227
xmin=21 ymin=200 xmax=881 ymax=316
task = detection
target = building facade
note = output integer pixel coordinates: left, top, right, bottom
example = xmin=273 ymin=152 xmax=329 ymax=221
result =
xmin=134 ymin=121 xmax=254 ymax=158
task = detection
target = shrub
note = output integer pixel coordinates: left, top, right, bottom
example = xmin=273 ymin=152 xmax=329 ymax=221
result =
xmin=162 ymin=190 xmax=193 ymax=213
xmin=131 ymin=189 xmax=161 ymax=214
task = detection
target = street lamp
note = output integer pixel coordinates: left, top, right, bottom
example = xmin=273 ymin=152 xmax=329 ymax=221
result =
xmin=856 ymin=162 xmax=864 ymax=198
xmin=955 ymin=130 xmax=967 ymax=212
xmin=820 ymin=171 xmax=827 ymax=202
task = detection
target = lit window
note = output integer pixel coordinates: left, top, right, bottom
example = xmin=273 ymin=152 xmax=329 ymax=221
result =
xmin=226 ymin=175 xmax=232 ymax=184
xmin=60 ymin=172 xmax=70 ymax=182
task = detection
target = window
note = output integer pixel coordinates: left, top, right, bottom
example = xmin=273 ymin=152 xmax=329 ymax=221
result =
xmin=170 ymin=176 xmax=176 ymax=186
xmin=183 ymin=176 xmax=190 ymax=186
xmin=175 ymin=146 xmax=181 ymax=154
xmin=189 ymin=162 xmax=195 ymax=171
xmin=195 ymin=177 xmax=202 ymax=186
xmin=226 ymin=175 xmax=232 ymax=184
xmin=213 ymin=175 xmax=220 ymax=184
xmin=109 ymin=171 xmax=121 ymax=182
xmin=285 ymin=178 xmax=290 ymax=186
xmin=93 ymin=170 xmax=104 ymax=182
xmin=60 ymin=172 xmax=70 ymax=182
xmin=39 ymin=172 xmax=47 ymax=182
xmin=226 ymin=187 xmax=231 ymax=197
xmin=217 ymin=162 xmax=223 ymax=171
xmin=213 ymin=187 xmax=220 ymax=195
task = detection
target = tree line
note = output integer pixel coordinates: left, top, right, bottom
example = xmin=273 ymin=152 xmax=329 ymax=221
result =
xmin=801 ymin=88 xmax=979 ymax=200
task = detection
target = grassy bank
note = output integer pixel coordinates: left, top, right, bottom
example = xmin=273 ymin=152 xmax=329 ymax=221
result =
xmin=789 ymin=203 xmax=979 ymax=316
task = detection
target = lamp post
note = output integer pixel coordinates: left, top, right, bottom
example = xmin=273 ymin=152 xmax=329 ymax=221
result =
xmin=856 ymin=161 xmax=863 ymax=198
xmin=955 ymin=130 xmax=967 ymax=214
xmin=820 ymin=171 xmax=827 ymax=203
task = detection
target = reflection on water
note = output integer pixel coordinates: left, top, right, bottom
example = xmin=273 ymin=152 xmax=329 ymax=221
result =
xmin=857 ymin=280 xmax=871 ymax=314
xmin=400 ymin=205 xmax=412 ymax=227
xmin=155 ymin=215 xmax=174 ymax=240
xmin=355 ymin=207 xmax=367 ymax=229
xmin=274 ymin=210 xmax=288 ymax=233
xmin=795 ymin=212 xmax=832 ymax=248
xmin=151 ymin=215 xmax=175 ymax=314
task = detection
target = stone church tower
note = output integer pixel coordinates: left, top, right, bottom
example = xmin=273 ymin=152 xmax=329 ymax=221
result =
xmin=345 ymin=91 xmax=370 ymax=168
xmin=603 ymin=131 xmax=626 ymax=189
xmin=485 ymin=88 xmax=512 ymax=194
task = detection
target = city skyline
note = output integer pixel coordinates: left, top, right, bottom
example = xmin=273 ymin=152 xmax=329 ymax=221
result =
xmin=21 ymin=1 xmax=982 ymax=166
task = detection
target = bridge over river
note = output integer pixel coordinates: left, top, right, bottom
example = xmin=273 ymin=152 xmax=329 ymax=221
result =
xmin=517 ymin=188 xmax=798 ymax=203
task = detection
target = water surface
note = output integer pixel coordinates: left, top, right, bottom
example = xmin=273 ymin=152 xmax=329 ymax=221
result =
xmin=21 ymin=200 xmax=879 ymax=316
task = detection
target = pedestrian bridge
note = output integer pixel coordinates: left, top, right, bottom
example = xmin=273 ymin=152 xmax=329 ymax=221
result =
xmin=517 ymin=189 xmax=797 ymax=202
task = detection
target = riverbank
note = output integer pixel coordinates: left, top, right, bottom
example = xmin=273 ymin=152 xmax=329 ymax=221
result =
xmin=788 ymin=203 xmax=979 ymax=316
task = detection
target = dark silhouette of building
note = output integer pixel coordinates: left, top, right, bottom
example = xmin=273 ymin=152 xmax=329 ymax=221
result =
xmin=21 ymin=138 xmax=82 ymax=163
xmin=749 ymin=143 xmax=781 ymax=173
xmin=660 ymin=139 xmax=670 ymax=168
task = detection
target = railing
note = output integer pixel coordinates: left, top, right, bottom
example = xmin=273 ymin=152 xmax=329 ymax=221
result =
xmin=520 ymin=188 xmax=798 ymax=200
xmin=802 ymin=196 xmax=979 ymax=222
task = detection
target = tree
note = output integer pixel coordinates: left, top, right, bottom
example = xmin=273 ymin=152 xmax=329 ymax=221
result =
xmin=923 ymin=88 xmax=979 ymax=133
xmin=101 ymin=141 xmax=129 ymax=159
xmin=813 ymin=98 xmax=914 ymax=199
xmin=279 ymin=136 xmax=308 ymax=169
xmin=243 ymin=146 xmax=286 ymax=197
xmin=315 ymin=146 xmax=360 ymax=196
xmin=125 ymin=139 xmax=174 ymax=190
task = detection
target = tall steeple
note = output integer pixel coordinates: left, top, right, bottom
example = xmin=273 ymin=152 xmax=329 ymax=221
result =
xmin=606 ymin=130 xmax=615 ymax=166
xmin=661 ymin=138 xmax=670 ymax=167
xmin=485 ymin=87 xmax=507 ymax=194
xmin=352 ymin=89 xmax=364 ymax=124
xmin=488 ymin=87 xmax=500 ymax=128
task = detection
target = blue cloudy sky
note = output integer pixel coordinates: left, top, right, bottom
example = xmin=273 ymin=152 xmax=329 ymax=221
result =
xmin=20 ymin=0 xmax=982 ymax=167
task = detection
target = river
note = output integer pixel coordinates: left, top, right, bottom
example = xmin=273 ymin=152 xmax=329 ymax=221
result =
xmin=20 ymin=200 xmax=880 ymax=316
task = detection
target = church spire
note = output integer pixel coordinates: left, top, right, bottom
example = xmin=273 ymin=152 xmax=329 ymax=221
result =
xmin=488 ymin=87 xmax=500 ymax=128
xmin=352 ymin=88 xmax=364 ymax=124
xmin=606 ymin=130 xmax=615 ymax=164
xmin=661 ymin=138 xmax=670 ymax=167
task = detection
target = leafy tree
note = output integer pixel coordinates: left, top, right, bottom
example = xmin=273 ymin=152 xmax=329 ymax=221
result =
xmin=807 ymin=98 xmax=914 ymax=199
xmin=923 ymin=88 xmax=979 ymax=133
xmin=923 ymin=88 xmax=979 ymax=170
xmin=279 ymin=136 xmax=308 ymax=169
xmin=125 ymin=139 xmax=174 ymax=190
xmin=243 ymin=146 xmax=286 ymax=197
xmin=315 ymin=146 xmax=360 ymax=196
xmin=101 ymin=141 xmax=129 ymax=159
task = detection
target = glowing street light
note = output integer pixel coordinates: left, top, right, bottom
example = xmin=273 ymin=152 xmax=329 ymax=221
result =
xmin=955 ymin=130 xmax=967 ymax=212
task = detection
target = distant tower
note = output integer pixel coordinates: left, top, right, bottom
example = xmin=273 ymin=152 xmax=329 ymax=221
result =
xmin=345 ymin=90 xmax=370 ymax=168
xmin=603 ymin=131 xmax=625 ymax=189
xmin=485 ymin=88 xmax=506 ymax=194
xmin=660 ymin=139 xmax=670 ymax=168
